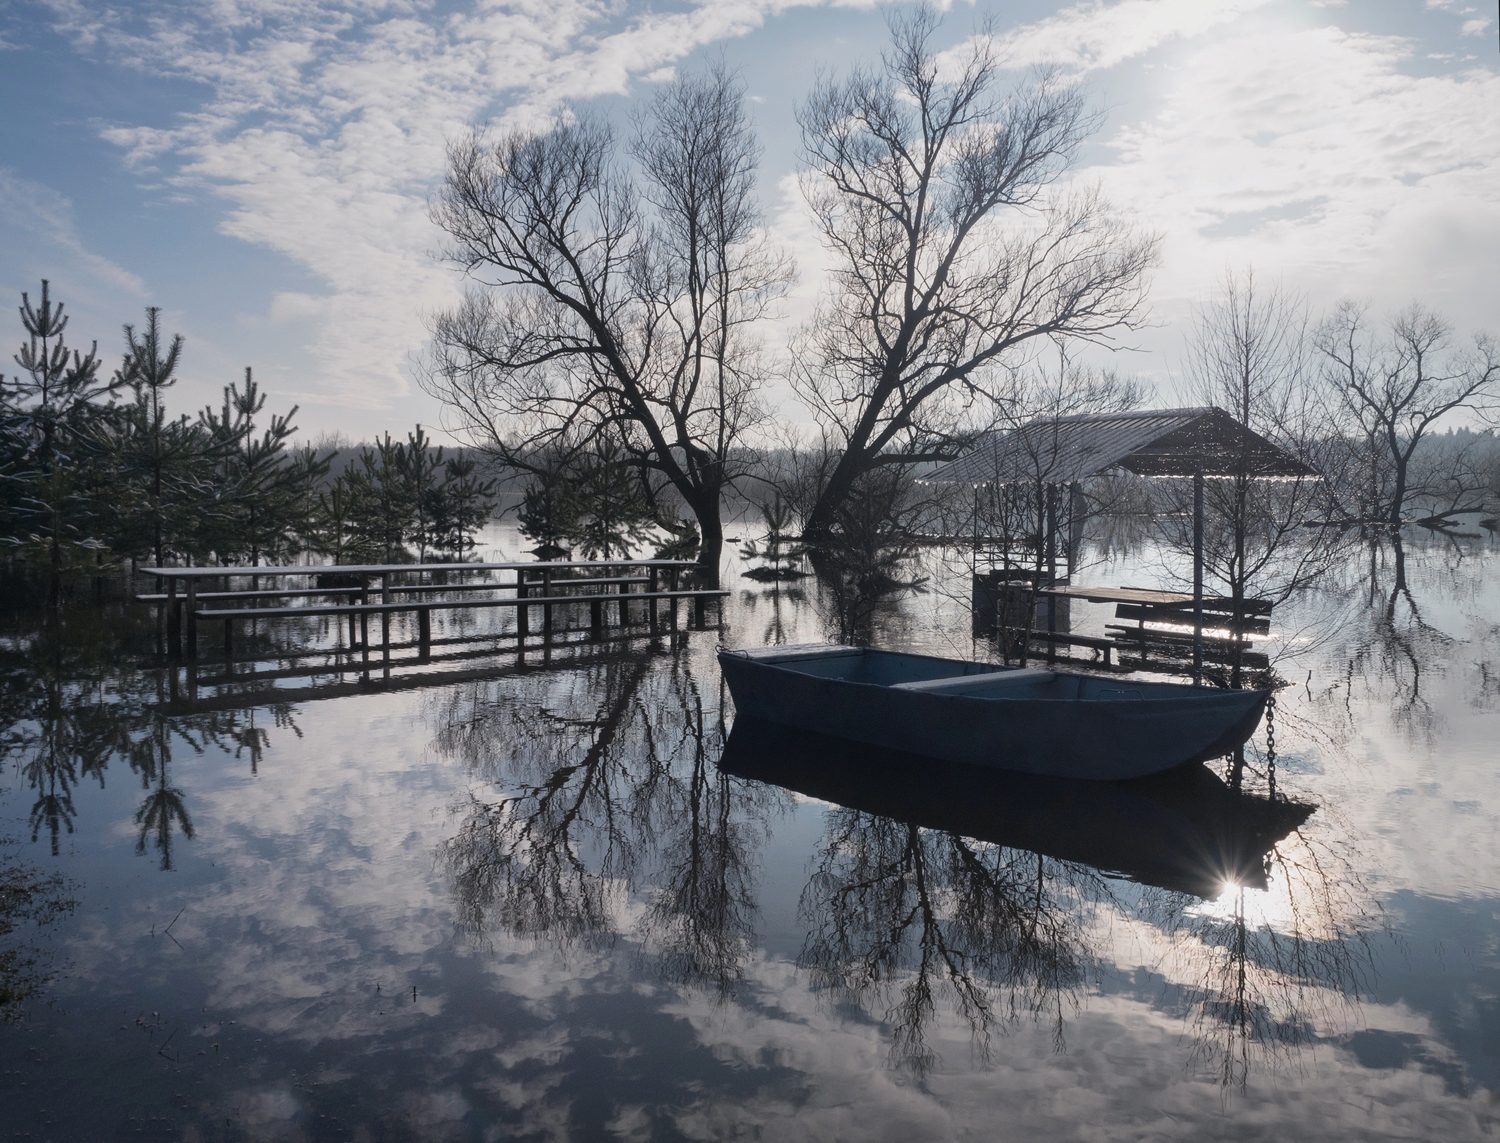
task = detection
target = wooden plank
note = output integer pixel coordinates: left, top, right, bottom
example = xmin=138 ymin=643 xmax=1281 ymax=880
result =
xmin=134 ymin=577 xmax=651 ymax=603
xmin=1105 ymin=624 xmax=1255 ymax=648
xmin=141 ymin=558 xmax=699 ymax=580
xmin=1114 ymin=604 xmax=1270 ymax=635
xmin=195 ymin=589 xmax=729 ymax=621
xmin=1037 ymin=584 xmax=1273 ymax=615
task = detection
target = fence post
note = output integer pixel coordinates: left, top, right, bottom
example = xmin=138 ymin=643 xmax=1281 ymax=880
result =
xmin=517 ymin=568 xmax=529 ymax=642
xmin=669 ymin=566 xmax=680 ymax=632
xmin=380 ymin=571 xmax=391 ymax=665
xmin=418 ymin=606 xmax=431 ymax=660
xmin=186 ymin=579 xmax=198 ymax=659
xmin=648 ymin=566 xmax=658 ymax=632
xmin=166 ymin=577 xmax=180 ymax=658
xmin=542 ymin=568 xmax=553 ymax=642
xmin=359 ymin=583 xmax=370 ymax=672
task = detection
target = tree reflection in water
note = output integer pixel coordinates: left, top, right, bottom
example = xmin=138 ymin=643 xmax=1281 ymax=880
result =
xmin=800 ymin=814 xmax=1104 ymax=1073
xmin=726 ymin=718 xmax=1376 ymax=1085
xmin=1144 ymin=823 xmax=1379 ymax=1089
xmin=0 ymin=613 xmax=300 ymax=867
xmin=436 ymin=651 xmax=788 ymax=994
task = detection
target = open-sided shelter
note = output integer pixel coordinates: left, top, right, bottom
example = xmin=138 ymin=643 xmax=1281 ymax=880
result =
xmin=926 ymin=407 xmax=1318 ymax=678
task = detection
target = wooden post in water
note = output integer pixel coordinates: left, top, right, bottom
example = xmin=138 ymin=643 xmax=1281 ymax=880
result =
xmin=418 ymin=606 xmax=431 ymax=660
xmin=516 ymin=568 xmax=529 ymax=641
xmin=166 ymin=577 xmax=180 ymax=658
xmin=542 ymin=568 xmax=553 ymax=643
xmin=669 ymin=567 xmax=680 ymax=632
xmin=185 ymin=579 xmax=198 ymax=659
xmin=648 ymin=567 xmax=659 ymax=632
xmin=380 ymin=572 xmax=391 ymax=666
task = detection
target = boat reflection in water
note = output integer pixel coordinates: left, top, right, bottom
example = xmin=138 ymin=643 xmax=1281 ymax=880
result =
xmin=719 ymin=715 xmax=1313 ymax=901
xmin=720 ymin=715 xmax=1369 ymax=1084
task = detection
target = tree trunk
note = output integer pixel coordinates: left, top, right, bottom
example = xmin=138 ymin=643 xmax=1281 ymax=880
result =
xmin=687 ymin=487 xmax=724 ymax=587
xmin=803 ymin=452 xmax=866 ymax=541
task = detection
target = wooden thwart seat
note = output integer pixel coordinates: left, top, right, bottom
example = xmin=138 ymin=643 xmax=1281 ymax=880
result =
xmin=894 ymin=668 xmax=1054 ymax=694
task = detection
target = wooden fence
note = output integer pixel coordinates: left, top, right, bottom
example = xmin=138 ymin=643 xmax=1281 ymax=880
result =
xmin=138 ymin=559 xmax=726 ymax=663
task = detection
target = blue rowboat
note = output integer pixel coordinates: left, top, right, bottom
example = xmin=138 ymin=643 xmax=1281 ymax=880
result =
xmin=716 ymin=644 xmax=1270 ymax=781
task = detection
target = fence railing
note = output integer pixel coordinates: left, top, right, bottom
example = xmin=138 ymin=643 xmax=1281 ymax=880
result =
xmin=139 ymin=559 xmax=725 ymax=663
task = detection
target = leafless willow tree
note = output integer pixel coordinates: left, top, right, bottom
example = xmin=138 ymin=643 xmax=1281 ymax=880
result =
xmin=1316 ymin=301 xmax=1499 ymax=526
xmin=1159 ymin=271 xmax=1343 ymax=686
xmin=791 ymin=6 xmax=1158 ymax=541
xmin=425 ymin=67 xmax=791 ymax=582
xmin=975 ymin=358 xmax=1142 ymax=663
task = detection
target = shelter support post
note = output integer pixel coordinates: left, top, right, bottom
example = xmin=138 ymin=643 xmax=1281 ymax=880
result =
xmin=1046 ymin=485 xmax=1059 ymax=663
xmin=1067 ymin=483 xmax=1086 ymax=572
xmin=1193 ymin=471 xmax=1204 ymax=684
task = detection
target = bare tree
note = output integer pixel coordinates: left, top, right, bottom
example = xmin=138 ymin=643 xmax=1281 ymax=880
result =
xmin=975 ymin=358 xmax=1142 ymax=664
xmin=1161 ymin=271 xmax=1342 ymax=688
xmin=425 ymin=66 xmax=790 ymax=583
xmin=1316 ymin=301 xmax=1499 ymax=526
xmin=792 ymin=5 xmax=1158 ymax=540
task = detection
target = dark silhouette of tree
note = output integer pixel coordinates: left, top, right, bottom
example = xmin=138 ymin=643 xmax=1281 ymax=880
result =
xmin=792 ymin=6 xmax=1157 ymax=540
xmin=2 ymin=281 xmax=114 ymax=602
xmin=199 ymin=368 xmax=328 ymax=566
xmin=105 ymin=307 xmax=233 ymax=567
xmin=1317 ymin=302 xmax=1499 ymax=527
xmin=437 ymin=653 xmax=784 ymax=994
xmin=426 ymin=66 xmax=790 ymax=584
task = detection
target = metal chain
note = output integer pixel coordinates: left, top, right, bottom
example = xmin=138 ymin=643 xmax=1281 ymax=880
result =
xmin=1265 ymin=690 xmax=1278 ymax=800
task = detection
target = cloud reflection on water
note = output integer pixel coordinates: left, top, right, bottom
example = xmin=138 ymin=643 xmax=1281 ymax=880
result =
xmin=1 ymin=529 xmax=1499 ymax=1134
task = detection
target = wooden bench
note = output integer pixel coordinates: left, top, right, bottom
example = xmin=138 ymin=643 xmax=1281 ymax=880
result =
xmin=998 ymin=628 xmax=1116 ymax=666
xmin=1113 ymin=602 xmax=1271 ymax=636
xmin=1104 ymin=624 xmax=1269 ymax=670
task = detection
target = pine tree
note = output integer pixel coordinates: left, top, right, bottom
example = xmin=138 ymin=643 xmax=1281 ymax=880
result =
xmin=568 ymin=437 xmax=655 ymax=560
xmin=106 ymin=307 xmax=226 ymax=566
xmin=199 ymin=368 xmax=328 ymax=565
xmin=2 ymin=281 xmax=115 ymax=600
xmin=430 ymin=454 xmax=496 ymax=559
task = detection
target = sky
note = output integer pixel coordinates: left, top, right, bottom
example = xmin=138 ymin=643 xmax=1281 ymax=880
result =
xmin=2 ymin=0 xmax=1498 ymax=443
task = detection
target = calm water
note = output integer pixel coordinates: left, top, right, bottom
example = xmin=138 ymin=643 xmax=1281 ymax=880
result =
xmin=3 ymin=525 xmax=1499 ymax=1140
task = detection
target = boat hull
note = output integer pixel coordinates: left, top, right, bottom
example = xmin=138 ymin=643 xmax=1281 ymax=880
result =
xmin=720 ymin=716 xmax=1312 ymax=898
xmin=717 ymin=647 xmax=1268 ymax=781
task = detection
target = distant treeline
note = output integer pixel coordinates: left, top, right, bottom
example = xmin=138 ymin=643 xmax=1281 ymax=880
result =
xmin=0 ymin=283 xmax=496 ymax=601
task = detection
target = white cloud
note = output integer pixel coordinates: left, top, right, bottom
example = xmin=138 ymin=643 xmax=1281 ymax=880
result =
xmin=983 ymin=0 xmax=1276 ymax=74
xmin=1460 ymin=18 xmax=1493 ymax=36
xmin=0 ymin=167 xmax=148 ymax=298
xmin=46 ymin=0 xmax=829 ymax=414
xmin=1080 ymin=16 xmax=1500 ymax=350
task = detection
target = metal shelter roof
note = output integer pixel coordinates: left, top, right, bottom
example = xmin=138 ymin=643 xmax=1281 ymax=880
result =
xmin=924 ymin=406 xmax=1318 ymax=485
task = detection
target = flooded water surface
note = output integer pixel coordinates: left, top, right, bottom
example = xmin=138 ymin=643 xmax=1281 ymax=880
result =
xmin=3 ymin=528 xmax=1500 ymax=1140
